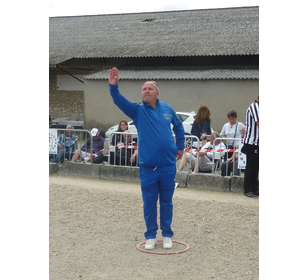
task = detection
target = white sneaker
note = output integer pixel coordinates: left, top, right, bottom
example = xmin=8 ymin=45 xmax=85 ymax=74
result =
xmin=145 ymin=239 xmax=157 ymax=250
xmin=163 ymin=237 xmax=172 ymax=249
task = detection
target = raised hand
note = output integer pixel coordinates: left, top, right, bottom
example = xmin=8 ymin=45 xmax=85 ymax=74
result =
xmin=109 ymin=67 xmax=119 ymax=85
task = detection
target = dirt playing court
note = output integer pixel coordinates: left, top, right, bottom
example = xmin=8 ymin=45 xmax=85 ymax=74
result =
xmin=49 ymin=175 xmax=259 ymax=280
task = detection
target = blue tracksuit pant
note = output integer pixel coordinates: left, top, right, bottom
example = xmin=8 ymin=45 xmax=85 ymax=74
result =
xmin=140 ymin=165 xmax=176 ymax=239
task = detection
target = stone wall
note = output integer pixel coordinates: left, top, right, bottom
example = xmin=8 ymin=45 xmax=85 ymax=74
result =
xmin=49 ymin=72 xmax=84 ymax=120
xmin=49 ymin=162 xmax=246 ymax=192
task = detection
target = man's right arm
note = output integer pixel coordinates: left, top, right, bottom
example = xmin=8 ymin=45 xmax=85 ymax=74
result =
xmin=109 ymin=67 xmax=119 ymax=85
xmin=109 ymin=67 xmax=136 ymax=120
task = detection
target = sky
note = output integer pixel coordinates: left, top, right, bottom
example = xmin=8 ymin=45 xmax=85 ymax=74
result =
xmin=49 ymin=0 xmax=260 ymax=17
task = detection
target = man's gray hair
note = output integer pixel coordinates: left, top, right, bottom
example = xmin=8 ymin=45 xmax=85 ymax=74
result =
xmin=124 ymin=130 xmax=132 ymax=137
xmin=149 ymin=81 xmax=159 ymax=92
xmin=212 ymin=131 xmax=220 ymax=139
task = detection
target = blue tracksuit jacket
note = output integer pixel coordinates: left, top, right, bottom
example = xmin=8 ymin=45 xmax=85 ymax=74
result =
xmin=109 ymin=84 xmax=185 ymax=168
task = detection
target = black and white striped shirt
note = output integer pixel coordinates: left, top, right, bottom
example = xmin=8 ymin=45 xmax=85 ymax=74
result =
xmin=243 ymin=100 xmax=259 ymax=146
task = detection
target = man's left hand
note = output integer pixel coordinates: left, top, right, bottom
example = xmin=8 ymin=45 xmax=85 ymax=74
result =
xmin=176 ymin=150 xmax=183 ymax=161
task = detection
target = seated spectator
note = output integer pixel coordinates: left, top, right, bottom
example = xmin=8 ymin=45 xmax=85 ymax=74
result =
xmin=111 ymin=120 xmax=129 ymax=145
xmin=220 ymin=110 xmax=245 ymax=160
xmin=178 ymin=131 xmax=226 ymax=173
xmin=116 ymin=132 xmax=138 ymax=166
xmin=221 ymin=126 xmax=246 ymax=176
xmin=71 ymin=128 xmax=105 ymax=162
xmin=92 ymin=130 xmax=138 ymax=166
xmin=51 ymin=125 xmax=78 ymax=163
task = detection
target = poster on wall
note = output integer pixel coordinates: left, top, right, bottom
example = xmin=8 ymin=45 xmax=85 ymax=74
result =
xmin=49 ymin=129 xmax=58 ymax=154
xmin=237 ymin=140 xmax=247 ymax=170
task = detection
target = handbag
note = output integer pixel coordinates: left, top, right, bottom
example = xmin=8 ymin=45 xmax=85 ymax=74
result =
xmin=229 ymin=122 xmax=238 ymax=149
xmin=241 ymin=144 xmax=248 ymax=155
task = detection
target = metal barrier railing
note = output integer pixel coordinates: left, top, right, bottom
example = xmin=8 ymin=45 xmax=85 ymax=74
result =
xmin=106 ymin=131 xmax=139 ymax=167
xmin=49 ymin=128 xmax=93 ymax=166
xmin=184 ymin=134 xmax=202 ymax=150
xmin=218 ymin=137 xmax=243 ymax=176
xmin=102 ymin=133 xmax=202 ymax=169
xmin=105 ymin=132 xmax=195 ymax=168
xmin=181 ymin=136 xmax=242 ymax=176
xmin=49 ymin=128 xmax=243 ymax=177
xmin=208 ymin=137 xmax=241 ymax=176
xmin=183 ymin=134 xmax=208 ymax=173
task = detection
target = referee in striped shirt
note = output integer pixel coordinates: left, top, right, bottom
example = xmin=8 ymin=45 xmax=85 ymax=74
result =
xmin=242 ymin=96 xmax=259 ymax=198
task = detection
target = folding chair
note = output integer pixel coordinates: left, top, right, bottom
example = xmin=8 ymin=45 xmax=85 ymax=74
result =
xmin=206 ymin=151 xmax=224 ymax=174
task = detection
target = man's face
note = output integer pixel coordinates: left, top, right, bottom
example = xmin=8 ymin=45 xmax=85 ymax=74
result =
xmin=123 ymin=135 xmax=132 ymax=143
xmin=66 ymin=128 xmax=73 ymax=136
xmin=141 ymin=82 xmax=159 ymax=107
xmin=93 ymin=134 xmax=100 ymax=140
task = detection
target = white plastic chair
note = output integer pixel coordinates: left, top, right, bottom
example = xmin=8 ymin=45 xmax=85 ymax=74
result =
xmin=207 ymin=151 xmax=224 ymax=173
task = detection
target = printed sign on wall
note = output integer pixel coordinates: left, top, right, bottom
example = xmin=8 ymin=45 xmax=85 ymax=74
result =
xmin=49 ymin=129 xmax=58 ymax=154
xmin=237 ymin=141 xmax=246 ymax=170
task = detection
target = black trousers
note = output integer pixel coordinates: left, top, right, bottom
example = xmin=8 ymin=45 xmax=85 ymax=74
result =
xmin=243 ymin=144 xmax=259 ymax=193
xmin=221 ymin=160 xmax=240 ymax=176
xmin=92 ymin=152 xmax=118 ymax=164
xmin=92 ymin=151 xmax=136 ymax=166
xmin=92 ymin=152 xmax=109 ymax=164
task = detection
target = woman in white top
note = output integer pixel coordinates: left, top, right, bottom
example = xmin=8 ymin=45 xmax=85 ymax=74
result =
xmin=220 ymin=110 xmax=245 ymax=147
xmin=220 ymin=110 xmax=245 ymax=160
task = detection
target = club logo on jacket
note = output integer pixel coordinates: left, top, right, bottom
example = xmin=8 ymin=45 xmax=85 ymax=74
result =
xmin=164 ymin=114 xmax=169 ymax=120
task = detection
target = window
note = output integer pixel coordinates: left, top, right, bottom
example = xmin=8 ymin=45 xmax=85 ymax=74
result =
xmin=176 ymin=114 xmax=188 ymax=122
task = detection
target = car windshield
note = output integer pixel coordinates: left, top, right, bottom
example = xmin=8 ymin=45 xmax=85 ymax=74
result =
xmin=176 ymin=114 xmax=188 ymax=122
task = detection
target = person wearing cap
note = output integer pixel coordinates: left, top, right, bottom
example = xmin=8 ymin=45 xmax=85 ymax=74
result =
xmin=109 ymin=67 xmax=185 ymax=250
xmin=92 ymin=130 xmax=138 ymax=166
xmin=50 ymin=125 xmax=78 ymax=163
xmin=71 ymin=128 xmax=105 ymax=162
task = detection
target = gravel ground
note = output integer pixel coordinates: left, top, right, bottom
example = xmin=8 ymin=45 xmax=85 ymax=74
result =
xmin=49 ymin=175 xmax=259 ymax=280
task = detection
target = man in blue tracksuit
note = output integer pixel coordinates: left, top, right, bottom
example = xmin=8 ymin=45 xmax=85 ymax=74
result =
xmin=109 ymin=67 xmax=185 ymax=250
